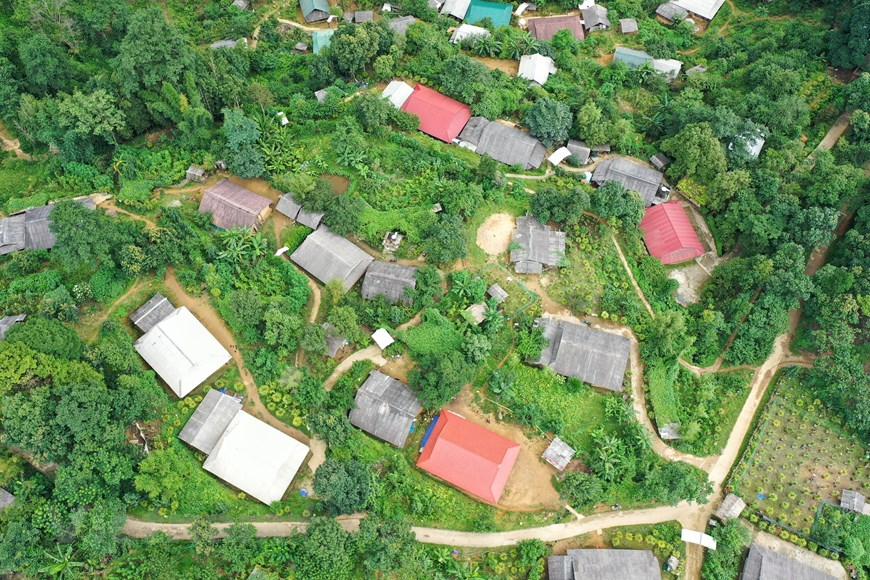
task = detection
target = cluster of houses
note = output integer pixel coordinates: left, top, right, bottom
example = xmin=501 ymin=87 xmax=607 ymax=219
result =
xmin=0 ymin=196 xmax=95 ymax=256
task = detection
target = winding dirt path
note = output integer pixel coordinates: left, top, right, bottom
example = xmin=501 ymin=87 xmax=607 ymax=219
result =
xmin=322 ymin=345 xmax=387 ymax=391
xmin=79 ymin=277 xmax=148 ymax=341
xmin=98 ymin=199 xmax=158 ymax=229
xmin=163 ymin=270 xmax=313 ymax=450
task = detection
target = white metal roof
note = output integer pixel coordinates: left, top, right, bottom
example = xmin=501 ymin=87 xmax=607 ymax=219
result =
xmin=671 ymin=0 xmax=725 ymax=20
xmin=134 ymin=307 xmax=232 ymax=398
xmin=449 ymin=24 xmax=490 ymax=44
xmin=518 ymin=54 xmax=557 ymax=85
xmin=203 ymin=411 xmax=309 ymax=504
xmin=382 ymin=80 xmax=414 ymax=109
xmin=372 ymin=328 xmax=395 ymax=349
xmin=441 ymin=0 xmax=472 ymax=19
xmin=548 ymin=147 xmax=573 ymax=165
xmin=681 ymin=529 xmax=717 ymax=550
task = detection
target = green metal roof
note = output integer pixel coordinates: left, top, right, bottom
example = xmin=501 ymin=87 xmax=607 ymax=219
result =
xmin=464 ymin=0 xmax=512 ymax=28
xmin=300 ymin=0 xmax=330 ymax=19
xmin=613 ymin=46 xmax=653 ymax=68
xmin=312 ymin=29 xmax=335 ymax=54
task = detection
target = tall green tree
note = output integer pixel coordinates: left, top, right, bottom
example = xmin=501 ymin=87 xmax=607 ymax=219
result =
xmin=661 ymin=122 xmax=727 ymax=184
xmin=221 ymin=108 xmax=264 ymax=178
xmin=524 ymin=98 xmax=572 ymax=148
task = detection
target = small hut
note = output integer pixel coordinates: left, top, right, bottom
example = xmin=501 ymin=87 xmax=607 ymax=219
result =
xmin=841 ymin=490 xmax=866 ymax=514
xmin=715 ymin=493 xmax=746 ymax=521
xmin=541 ymin=437 xmax=574 ymax=471
xmin=619 ymin=18 xmax=638 ymax=34
xmin=464 ymin=303 xmax=486 ymax=325
xmin=186 ymin=165 xmax=206 ymax=183
xmin=487 ymin=284 xmax=508 ymax=304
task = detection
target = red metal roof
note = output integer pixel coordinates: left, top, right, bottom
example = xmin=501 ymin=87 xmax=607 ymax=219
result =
xmin=639 ymin=201 xmax=705 ymax=265
xmin=416 ymin=410 xmax=520 ymax=503
xmin=400 ymin=85 xmax=471 ymax=143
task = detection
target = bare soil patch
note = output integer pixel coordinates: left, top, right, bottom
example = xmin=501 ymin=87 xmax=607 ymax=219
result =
xmin=473 ymin=56 xmax=520 ymax=76
xmin=669 ymin=263 xmax=708 ymax=306
xmin=476 ymin=213 xmax=515 ymax=256
xmin=445 ymin=387 xmax=561 ymax=511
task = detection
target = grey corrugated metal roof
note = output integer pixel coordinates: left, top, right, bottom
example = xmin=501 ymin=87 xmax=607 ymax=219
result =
xmin=290 ymin=227 xmax=374 ymax=291
xmin=650 ymin=153 xmax=671 ymax=171
xmin=510 ymin=215 xmax=566 ymax=271
xmin=23 ymin=205 xmax=55 ymax=250
xmin=0 ymin=314 xmax=26 ymax=340
xmin=388 ymin=15 xmax=417 ymax=35
xmin=297 ymin=208 xmax=324 ymax=230
xmin=130 ymin=293 xmax=176 ymax=334
xmin=715 ymin=493 xmax=746 ymax=521
xmin=592 ymin=157 xmax=664 ymax=207
xmin=199 ymin=180 xmax=271 ymax=230
xmin=548 ymin=555 xmax=575 ymax=580
xmin=275 ymin=194 xmax=301 ymax=220
xmin=458 ymin=116 xmax=490 ymax=148
xmin=475 ymin=121 xmax=546 ymax=170
xmin=566 ymin=140 xmax=591 ymax=165
xmin=0 ymin=214 xmax=26 ymax=255
xmin=619 ymin=18 xmax=638 ymax=33
xmin=542 ymin=437 xmax=574 ymax=471
xmin=179 ymin=390 xmax=243 ymax=455
xmin=361 ymin=261 xmax=417 ymax=303
xmin=841 ymin=490 xmax=866 ymax=513
xmin=487 ymin=284 xmax=508 ymax=303
xmin=0 ymin=488 xmax=14 ymax=510
xmin=741 ymin=544 xmax=837 ymax=580
xmin=656 ymin=2 xmax=688 ymax=20
xmin=354 ymin=9 xmax=374 ymax=21
xmin=581 ymin=5 xmax=610 ymax=29
xmin=349 ymin=370 xmax=422 ymax=447
xmin=567 ymin=549 xmax=661 ymax=580
xmin=534 ymin=318 xmax=630 ymax=392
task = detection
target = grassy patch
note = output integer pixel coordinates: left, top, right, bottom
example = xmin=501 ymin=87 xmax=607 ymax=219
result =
xmin=400 ymin=308 xmax=463 ymax=358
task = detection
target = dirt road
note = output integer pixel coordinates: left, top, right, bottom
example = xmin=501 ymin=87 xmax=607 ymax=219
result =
xmin=807 ymin=112 xmax=851 ymax=164
xmin=322 ymin=344 xmax=387 ymax=390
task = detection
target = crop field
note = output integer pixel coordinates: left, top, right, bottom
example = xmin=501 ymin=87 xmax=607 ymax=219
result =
xmin=730 ymin=372 xmax=869 ymax=534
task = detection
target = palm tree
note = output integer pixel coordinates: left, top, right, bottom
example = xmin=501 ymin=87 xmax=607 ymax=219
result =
xmin=473 ymin=35 xmax=503 ymax=58
xmin=39 ymin=545 xmax=85 ymax=580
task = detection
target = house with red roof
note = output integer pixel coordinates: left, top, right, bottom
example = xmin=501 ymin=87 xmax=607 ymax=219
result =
xmin=400 ymin=85 xmax=472 ymax=143
xmin=639 ymin=201 xmax=705 ymax=265
xmin=417 ymin=410 xmax=520 ymax=503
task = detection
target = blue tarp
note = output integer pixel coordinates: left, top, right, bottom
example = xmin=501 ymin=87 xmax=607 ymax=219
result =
xmin=419 ymin=414 xmax=440 ymax=451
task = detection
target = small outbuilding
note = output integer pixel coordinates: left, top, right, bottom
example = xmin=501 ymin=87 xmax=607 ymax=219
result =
xmin=650 ymin=153 xmax=671 ymax=171
xmin=487 ymin=283 xmax=508 ymax=303
xmin=548 ymin=549 xmax=661 ymax=580
xmin=449 ymin=23 xmax=491 ymax=44
xmin=275 ymin=193 xmax=302 ymax=220
xmin=532 ymin=317 xmax=630 ymax=392
xmin=179 ymin=389 xmax=243 ymax=454
xmin=715 ymin=493 xmax=746 ymax=522
xmin=290 ymin=227 xmax=374 ymax=291
xmin=592 ymin=156 xmax=666 ymax=207
xmin=186 ymin=165 xmax=206 ymax=182
xmin=401 ymin=84 xmax=471 ymax=143
xmin=0 ymin=488 xmax=14 ymax=511
xmin=232 ymin=0 xmax=250 ymax=9
xmin=464 ymin=302 xmax=487 ymax=325
xmin=349 ymin=370 xmax=422 ymax=447
xmin=0 ymin=314 xmax=26 ymax=341
xmin=619 ymin=17 xmax=638 ymax=33
xmin=388 ymin=15 xmax=417 ymax=35
xmin=658 ymin=422 xmax=681 ymax=440
xmin=509 ymin=215 xmax=566 ymax=274
xmin=639 ymin=201 xmax=704 ymax=265
xmin=526 ymin=15 xmax=584 ymax=41
xmin=656 ymin=2 xmax=688 ymax=21
xmin=381 ymin=80 xmax=414 ymax=109
xmin=566 ymin=140 xmax=592 ymax=165
xmin=840 ymin=489 xmax=866 ymax=514
xmin=417 ymin=410 xmax=520 ymax=503
xmin=296 ymin=208 xmax=325 ymax=230
xmin=134 ymin=306 xmax=232 ymax=398
xmin=464 ymin=0 xmax=512 ymax=27
xmin=372 ymin=328 xmax=395 ymax=349
xmin=541 ymin=437 xmax=574 ymax=471
xmin=314 ymin=89 xmax=329 ymax=103
xmin=581 ymin=4 xmax=610 ymax=31
xmin=518 ymin=54 xmax=557 ymax=85
xmin=352 ymin=9 xmax=374 ymax=22
xmin=199 ymin=179 xmax=272 ymax=230
xmin=301 ymin=0 xmax=331 ymax=22
xmin=322 ymin=322 xmax=347 ymax=358
xmin=129 ymin=292 xmax=176 ymax=334
xmin=361 ymin=261 xmax=417 ymax=304
xmin=312 ymin=29 xmax=335 ymax=54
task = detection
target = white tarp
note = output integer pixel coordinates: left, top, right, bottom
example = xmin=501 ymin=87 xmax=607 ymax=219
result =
xmin=381 ymin=80 xmax=414 ymax=109
xmin=515 ymin=2 xmax=528 ymax=15
xmin=134 ymin=307 xmax=231 ymax=398
xmin=450 ymin=24 xmax=491 ymax=44
xmin=203 ymin=411 xmax=309 ymax=504
xmin=518 ymin=54 xmax=557 ymax=85
xmin=682 ymin=529 xmax=717 ymax=550
xmin=372 ymin=328 xmax=395 ymax=349
xmin=548 ymin=146 xmax=572 ymax=165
